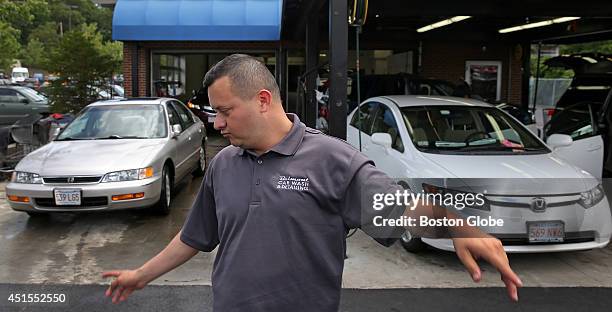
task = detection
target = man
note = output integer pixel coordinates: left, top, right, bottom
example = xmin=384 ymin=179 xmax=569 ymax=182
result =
xmin=103 ymin=54 xmax=522 ymax=311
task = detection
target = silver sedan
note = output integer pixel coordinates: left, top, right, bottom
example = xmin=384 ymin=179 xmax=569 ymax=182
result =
xmin=6 ymin=98 xmax=207 ymax=216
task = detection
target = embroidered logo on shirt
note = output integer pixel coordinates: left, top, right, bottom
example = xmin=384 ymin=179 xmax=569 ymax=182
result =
xmin=276 ymin=175 xmax=309 ymax=191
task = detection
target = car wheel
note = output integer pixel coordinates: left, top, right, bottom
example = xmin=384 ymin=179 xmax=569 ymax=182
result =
xmin=193 ymin=140 xmax=206 ymax=177
xmin=400 ymin=230 xmax=427 ymax=253
xmin=153 ymin=165 xmax=172 ymax=215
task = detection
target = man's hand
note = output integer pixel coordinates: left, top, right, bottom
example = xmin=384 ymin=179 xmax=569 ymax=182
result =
xmin=102 ymin=269 xmax=148 ymax=304
xmin=453 ymin=237 xmax=523 ymax=302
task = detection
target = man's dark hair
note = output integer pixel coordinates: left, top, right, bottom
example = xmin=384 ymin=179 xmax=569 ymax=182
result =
xmin=203 ymin=54 xmax=280 ymax=101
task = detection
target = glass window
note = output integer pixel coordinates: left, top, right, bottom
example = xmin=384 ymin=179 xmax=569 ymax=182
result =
xmin=350 ymin=102 xmax=379 ymax=135
xmin=17 ymin=87 xmax=47 ymax=102
xmin=370 ymin=104 xmax=404 ymax=152
xmin=0 ymin=88 xmax=21 ymax=103
xmin=545 ymin=102 xmax=597 ymax=140
xmin=152 ymin=54 xmax=186 ymax=98
xmin=172 ymin=101 xmax=194 ymax=129
xmin=166 ymin=104 xmax=181 ymax=127
xmin=401 ymin=105 xmax=548 ymax=155
xmin=57 ymin=105 xmax=167 ymax=140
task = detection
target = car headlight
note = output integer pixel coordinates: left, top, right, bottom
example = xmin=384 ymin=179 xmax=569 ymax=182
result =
xmin=11 ymin=171 xmax=43 ymax=184
xmin=579 ymin=184 xmax=605 ymax=208
xmin=102 ymin=167 xmax=154 ymax=182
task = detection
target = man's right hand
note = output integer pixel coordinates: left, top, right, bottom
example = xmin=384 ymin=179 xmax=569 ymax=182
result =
xmin=102 ymin=269 xmax=148 ymax=304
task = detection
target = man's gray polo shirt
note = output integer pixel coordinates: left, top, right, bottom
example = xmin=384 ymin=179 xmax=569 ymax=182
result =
xmin=181 ymin=114 xmax=405 ymax=311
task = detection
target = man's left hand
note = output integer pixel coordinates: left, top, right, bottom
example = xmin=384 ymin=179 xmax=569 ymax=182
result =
xmin=453 ymin=237 xmax=523 ymax=301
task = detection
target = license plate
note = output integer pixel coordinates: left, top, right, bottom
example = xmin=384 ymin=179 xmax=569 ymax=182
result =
xmin=54 ymin=189 xmax=81 ymax=206
xmin=528 ymin=221 xmax=564 ymax=243
xmin=207 ymin=116 xmax=215 ymax=123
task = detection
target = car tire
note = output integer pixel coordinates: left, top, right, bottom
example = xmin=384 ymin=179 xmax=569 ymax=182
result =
xmin=400 ymin=230 xmax=427 ymax=253
xmin=192 ymin=140 xmax=207 ymax=177
xmin=153 ymin=165 xmax=172 ymax=215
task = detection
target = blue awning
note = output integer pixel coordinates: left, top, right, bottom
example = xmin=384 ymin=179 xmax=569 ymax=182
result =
xmin=112 ymin=0 xmax=283 ymax=41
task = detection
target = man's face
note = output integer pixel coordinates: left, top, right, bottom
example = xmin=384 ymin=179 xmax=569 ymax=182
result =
xmin=208 ymin=76 xmax=259 ymax=148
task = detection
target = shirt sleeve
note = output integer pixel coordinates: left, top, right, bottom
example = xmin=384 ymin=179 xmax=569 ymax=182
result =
xmin=340 ymin=151 xmax=407 ymax=247
xmin=180 ymin=160 xmax=219 ymax=252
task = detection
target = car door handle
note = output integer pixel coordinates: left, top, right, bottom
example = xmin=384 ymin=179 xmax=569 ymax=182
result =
xmin=588 ymin=144 xmax=602 ymax=152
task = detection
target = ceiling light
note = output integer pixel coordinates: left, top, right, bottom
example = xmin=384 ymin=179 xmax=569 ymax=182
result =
xmin=498 ymin=17 xmax=580 ymax=33
xmin=417 ymin=16 xmax=472 ymax=33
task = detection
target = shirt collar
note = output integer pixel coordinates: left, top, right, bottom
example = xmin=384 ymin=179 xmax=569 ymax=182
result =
xmin=237 ymin=114 xmax=305 ymax=157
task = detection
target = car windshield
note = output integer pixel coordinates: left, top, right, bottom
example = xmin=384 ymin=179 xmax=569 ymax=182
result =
xmin=17 ymin=87 xmax=47 ymax=102
xmin=56 ymin=104 xmax=167 ymax=140
xmin=400 ymin=105 xmax=549 ymax=154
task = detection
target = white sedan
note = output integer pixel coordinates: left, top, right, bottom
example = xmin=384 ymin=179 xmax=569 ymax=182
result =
xmin=347 ymin=95 xmax=612 ymax=253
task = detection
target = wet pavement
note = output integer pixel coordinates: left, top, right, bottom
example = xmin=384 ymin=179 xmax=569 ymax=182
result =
xmin=1 ymin=133 xmax=612 ymax=310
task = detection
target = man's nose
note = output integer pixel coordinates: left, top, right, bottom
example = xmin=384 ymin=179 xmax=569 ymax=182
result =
xmin=213 ymin=115 xmax=225 ymax=130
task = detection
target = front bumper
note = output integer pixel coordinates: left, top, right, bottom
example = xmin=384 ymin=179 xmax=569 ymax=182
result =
xmin=5 ymin=176 xmax=162 ymax=212
xmin=421 ymin=197 xmax=612 ymax=253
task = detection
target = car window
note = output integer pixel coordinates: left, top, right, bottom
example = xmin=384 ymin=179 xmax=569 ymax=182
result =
xmin=546 ymin=102 xmax=597 ymax=140
xmin=0 ymin=88 xmax=21 ymax=103
xmin=401 ymin=105 xmax=548 ymax=155
xmin=172 ymin=101 xmax=195 ymax=129
xmin=370 ymin=104 xmax=404 ymax=153
xmin=350 ymin=102 xmax=379 ymax=135
xmin=166 ymin=103 xmax=181 ymax=127
xmin=17 ymin=87 xmax=46 ymax=102
xmin=57 ymin=104 xmax=167 ymax=140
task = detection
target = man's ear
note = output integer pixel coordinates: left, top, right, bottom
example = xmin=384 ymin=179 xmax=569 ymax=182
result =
xmin=256 ymin=89 xmax=273 ymax=113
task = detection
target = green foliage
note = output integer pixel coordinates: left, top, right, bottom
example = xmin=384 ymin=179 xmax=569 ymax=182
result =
xmin=0 ymin=0 xmax=116 ymax=74
xmin=45 ymin=24 xmax=121 ymax=113
xmin=531 ymin=40 xmax=612 ymax=79
xmin=22 ymin=38 xmax=47 ymax=69
xmin=0 ymin=21 xmax=20 ymax=72
xmin=561 ymin=40 xmax=612 ymax=54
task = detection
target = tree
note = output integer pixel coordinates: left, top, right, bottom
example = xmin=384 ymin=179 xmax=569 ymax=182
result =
xmin=45 ymin=24 xmax=121 ymax=113
xmin=22 ymin=38 xmax=47 ymax=69
xmin=0 ymin=21 xmax=20 ymax=72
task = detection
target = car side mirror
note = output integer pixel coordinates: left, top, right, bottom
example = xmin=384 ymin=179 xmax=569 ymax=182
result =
xmin=172 ymin=124 xmax=182 ymax=137
xmin=20 ymin=98 xmax=29 ymax=104
xmin=546 ymin=134 xmax=573 ymax=149
xmin=371 ymin=132 xmax=393 ymax=149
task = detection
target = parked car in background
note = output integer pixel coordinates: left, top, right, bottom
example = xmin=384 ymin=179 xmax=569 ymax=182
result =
xmin=187 ymin=87 xmax=217 ymax=130
xmin=11 ymin=67 xmax=29 ymax=84
xmin=6 ymin=98 xmax=207 ymax=216
xmin=543 ymin=53 xmax=612 ymax=178
xmin=0 ymin=86 xmax=49 ymax=126
xmin=347 ymin=95 xmax=612 ymax=253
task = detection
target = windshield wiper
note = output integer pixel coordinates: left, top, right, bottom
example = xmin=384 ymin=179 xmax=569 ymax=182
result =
xmin=94 ymin=135 xmax=148 ymax=140
xmin=55 ymin=137 xmax=90 ymax=141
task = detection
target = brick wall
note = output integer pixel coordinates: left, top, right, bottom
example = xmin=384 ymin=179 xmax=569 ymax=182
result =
xmin=122 ymin=41 xmax=279 ymax=97
xmin=421 ymin=41 xmax=524 ymax=106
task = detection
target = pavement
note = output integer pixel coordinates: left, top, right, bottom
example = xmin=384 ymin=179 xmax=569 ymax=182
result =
xmin=1 ymin=133 xmax=612 ymax=311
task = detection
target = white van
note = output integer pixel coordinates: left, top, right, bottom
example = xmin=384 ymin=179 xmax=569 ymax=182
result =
xmin=11 ymin=67 xmax=29 ymax=83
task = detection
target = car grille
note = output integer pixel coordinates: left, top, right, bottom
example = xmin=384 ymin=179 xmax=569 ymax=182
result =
xmin=43 ymin=176 xmax=102 ymax=184
xmin=35 ymin=197 xmax=108 ymax=208
xmin=493 ymin=231 xmax=596 ymax=245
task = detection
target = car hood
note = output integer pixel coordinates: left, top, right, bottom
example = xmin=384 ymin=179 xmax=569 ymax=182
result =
xmin=418 ymin=152 xmax=594 ymax=195
xmin=16 ymin=139 xmax=167 ymax=176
